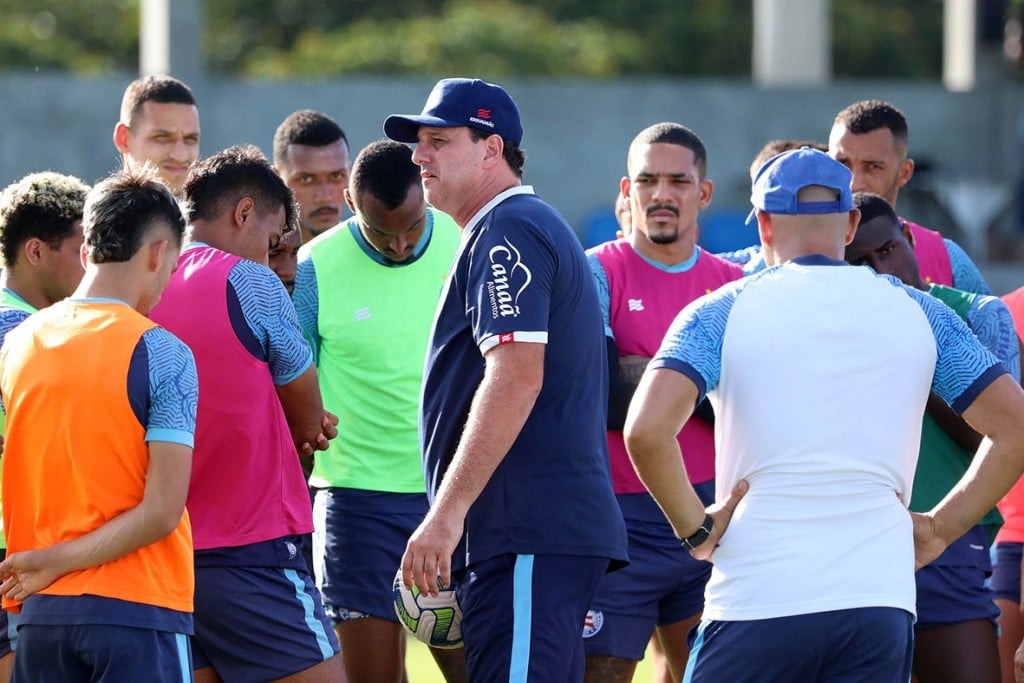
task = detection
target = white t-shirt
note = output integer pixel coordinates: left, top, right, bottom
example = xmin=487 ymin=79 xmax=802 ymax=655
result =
xmin=652 ymin=255 xmax=1005 ymax=621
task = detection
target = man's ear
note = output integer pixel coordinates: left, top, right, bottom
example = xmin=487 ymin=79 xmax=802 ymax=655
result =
xmin=480 ymin=134 xmax=504 ymax=170
xmin=22 ymin=238 xmax=44 ymax=266
xmin=148 ymin=238 xmax=169 ymax=272
xmin=343 ymin=187 xmax=357 ymax=213
xmin=756 ymin=210 xmax=772 ymax=248
xmin=900 ymin=220 xmax=915 ymax=248
xmin=232 ymin=197 xmax=256 ymax=230
xmin=113 ymin=122 xmax=131 ymax=154
xmin=895 ymin=157 xmax=915 ymax=192
xmin=843 ymin=209 xmax=862 ymax=246
xmin=698 ymin=179 xmax=714 ymax=210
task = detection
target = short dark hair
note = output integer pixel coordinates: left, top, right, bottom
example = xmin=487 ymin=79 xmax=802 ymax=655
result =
xmin=468 ymin=128 xmax=526 ymax=178
xmin=628 ymin=122 xmax=708 ymax=178
xmin=273 ymin=109 xmax=349 ymax=167
xmin=184 ymin=144 xmax=300 ymax=236
xmin=350 ymin=140 xmax=421 ymax=210
xmin=83 ymin=166 xmax=185 ymax=264
xmin=0 ymin=172 xmax=90 ymax=269
xmin=750 ymin=139 xmax=827 ymax=181
xmin=852 ymin=191 xmax=899 ymax=226
xmin=833 ymin=100 xmax=909 ymax=146
xmin=120 ymin=75 xmax=197 ymax=127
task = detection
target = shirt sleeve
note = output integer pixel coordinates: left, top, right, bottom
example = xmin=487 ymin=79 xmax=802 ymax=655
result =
xmin=292 ymin=252 xmax=321 ymax=366
xmin=945 ymin=238 xmax=991 ymax=295
xmin=227 ymin=261 xmax=314 ymax=385
xmin=0 ymin=310 xmax=31 ymax=417
xmin=966 ymin=294 xmax=1021 ymax=383
xmin=715 ymin=244 xmax=759 ymax=267
xmin=468 ymin=217 xmax=556 ymax=354
xmin=140 ymin=327 xmax=199 ymax=447
xmin=586 ymin=251 xmax=614 ymax=338
xmin=904 ymin=284 xmax=1005 ymax=413
xmin=649 ymin=281 xmax=743 ymax=402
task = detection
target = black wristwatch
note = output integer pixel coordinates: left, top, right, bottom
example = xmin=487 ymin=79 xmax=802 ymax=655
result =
xmin=679 ymin=513 xmax=714 ymax=551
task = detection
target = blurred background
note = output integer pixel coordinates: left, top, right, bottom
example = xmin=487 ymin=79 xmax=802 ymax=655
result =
xmin=2 ymin=0 xmax=1024 ymax=290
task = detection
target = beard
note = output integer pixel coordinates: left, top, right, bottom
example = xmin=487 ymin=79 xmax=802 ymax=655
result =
xmin=647 ymin=226 xmax=680 ymax=245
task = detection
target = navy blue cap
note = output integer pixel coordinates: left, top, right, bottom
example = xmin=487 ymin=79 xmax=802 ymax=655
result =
xmin=383 ymin=78 xmax=523 ymax=147
xmin=746 ymin=147 xmax=853 ymax=224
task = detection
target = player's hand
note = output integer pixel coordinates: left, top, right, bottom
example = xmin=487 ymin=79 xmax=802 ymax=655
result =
xmin=691 ymin=479 xmax=748 ymax=562
xmin=401 ymin=510 xmax=464 ymax=597
xmin=1016 ymin=638 xmax=1024 ymax=682
xmin=0 ymin=549 xmax=62 ymax=601
xmin=297 ymin=411 xmax=340 ymax=457
xmin=320 ymin=411 xmax=339 ymax=442
xmin=911 ymin=511 xmax=948 ymax=570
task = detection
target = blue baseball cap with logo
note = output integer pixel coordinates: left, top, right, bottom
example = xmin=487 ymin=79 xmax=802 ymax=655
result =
xmin=746 ymin=147 xmax=853 ymax=224
xmin=384 ymin=78 xmax=524 ymax=147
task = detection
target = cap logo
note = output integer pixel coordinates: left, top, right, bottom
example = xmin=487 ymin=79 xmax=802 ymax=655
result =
xmin=476 ymin=108 xmax=492 ymax=119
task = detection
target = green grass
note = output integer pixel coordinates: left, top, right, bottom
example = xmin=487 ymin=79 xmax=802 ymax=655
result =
xmin=404 ymin=634 xmax=655 ymax=681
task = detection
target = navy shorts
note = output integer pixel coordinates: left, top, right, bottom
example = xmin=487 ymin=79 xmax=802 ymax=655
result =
xmin=313 ymin=487 xmax=429 ymax=622
xmin=584 ymin=487 xmax=713 ymax=660
xmin=192 ymin=536 xmax=339 ymax=680
xmin=0 ymin=608 xmax=17 ymax=659
xmin=458 ymin=553 xmax=609 ymax=683
xmin=684 ymin=607 xmax=913 ymax=683
xmin=0 ymin=548 xmax=15 ymax=658
xmin=14 ymin=624 xmax=191 ymax=682
xmin=992 ymin=542 xmax=1023 ymax=603
xmin=915 ymin=525 xmax=998 ymax=628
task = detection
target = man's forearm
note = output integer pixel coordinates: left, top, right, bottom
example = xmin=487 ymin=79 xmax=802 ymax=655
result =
xmin=935 ymin=375 xmax=1024 ymax=543
xmin=42 ymin=498 xmax=184 ymax=578
xmin=624 ymin=369 xmax=706 ymax=538
xmin=276 ymin=362 xmax=327 ymax=449
xmin=34 ymin=442 xmax=192 ymax=579
xmin=626 ymin=422 xmax=706 ymax=539
xmin=430 ymin=345 xmax=542 ymax=520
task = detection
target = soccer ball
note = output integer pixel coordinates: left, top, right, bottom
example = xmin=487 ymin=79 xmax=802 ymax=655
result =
xmin=392 ymin=569 xmax=463 ymax=649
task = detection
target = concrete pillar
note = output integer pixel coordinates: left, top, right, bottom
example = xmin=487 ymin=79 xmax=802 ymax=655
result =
xmin=753 ymin=0 xmax=831 ymax=86
xmin=139 ymin=0 xmax=203 ymax=83
xmin=944 ymin=0 xmax=977 ymax=91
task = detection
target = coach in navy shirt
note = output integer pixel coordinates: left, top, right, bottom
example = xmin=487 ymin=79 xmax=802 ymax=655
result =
xmin=385 ymin=78 xmax=628 ymax=681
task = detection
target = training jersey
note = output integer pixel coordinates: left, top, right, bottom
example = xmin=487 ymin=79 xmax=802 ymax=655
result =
xmin=294 ymin=209 xmax=460 ymax=493
xmin=0 ymin=299 xmax=197 ymax=631
xmin=0 ymin=288 xmax=35 ymax=549
xmin=911 ymin=285 xmax=1018 ymax=541
xmin=718 ymin=222 xmax=989 ymax=293
xmin=587 ymin=240 xmax=742 ymax=498
xmin=150 ymin=244 xmax=314 ymax=551
xmin=421 ymin=186 xmax=628 ymax=572
xmin=997 ymin=286 xmax=1024 ymax=544
xmin=653 ymin=255 xmax=1004 ymax=621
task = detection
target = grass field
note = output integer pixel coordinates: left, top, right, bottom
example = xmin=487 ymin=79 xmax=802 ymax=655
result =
xmin=404 ymin=635 xmax=655 ymax=681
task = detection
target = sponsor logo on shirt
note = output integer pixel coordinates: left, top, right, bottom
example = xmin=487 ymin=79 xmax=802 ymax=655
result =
xmin=627 ymin=298 xmax=644 ymax=312
xmin=485 ymin=238 xmax=532 ymax=319
xmin=498 ymin=332 xmax=515 ymax=345
xmin=354 ymin=307 xmax=372 ymax=321
xmin=582 ymin=610 xmax=603 ymax=638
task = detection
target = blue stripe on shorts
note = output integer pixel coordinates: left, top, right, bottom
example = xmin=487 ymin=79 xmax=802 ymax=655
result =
xmin=175 ymin=633 xmax=191 ymax=682
xmin=284 ymin=568 xmax=335 ymax=659
xmin=510 ymin=554 xmax=534 ymax=683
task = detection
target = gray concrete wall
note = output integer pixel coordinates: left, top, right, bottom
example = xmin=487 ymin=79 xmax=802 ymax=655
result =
xmin=3 ymin=71 xmax=1023 ymax=290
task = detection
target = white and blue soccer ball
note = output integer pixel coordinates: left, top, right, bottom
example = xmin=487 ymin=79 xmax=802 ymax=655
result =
xmin=392 ymin=569 xmax=463 ymax=649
